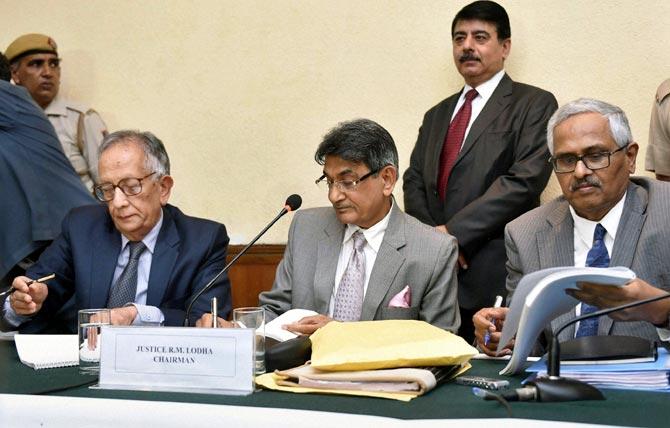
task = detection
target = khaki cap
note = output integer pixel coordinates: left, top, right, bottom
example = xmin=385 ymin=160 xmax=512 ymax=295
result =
xmin=5 ymin=33 xmax=58 ymax=63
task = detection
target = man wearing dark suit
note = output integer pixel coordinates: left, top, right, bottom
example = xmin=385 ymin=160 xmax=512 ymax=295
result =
xmin=0 ymin=53 xmax=94 ymax=289
xmin=6 ymin=130 xmax=231 ymax=332
xmin=474 ymin=98 xmax=670 ymax=355
xmin=199 ymin=119 xmax=460 ymax=333
xmin=403 ymin=1 xmax=557 ymax=342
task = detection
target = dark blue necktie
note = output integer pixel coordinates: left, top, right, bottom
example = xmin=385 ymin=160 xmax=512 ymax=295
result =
xmin=576 ymin=224 xmax=610 ymax=337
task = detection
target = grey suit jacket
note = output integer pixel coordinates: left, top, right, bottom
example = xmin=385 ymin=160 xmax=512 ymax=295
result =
xmin=258 ymin=204 xmax=461 ymax=332
xmin=403 ymin=74 xmax=557 ymax=309
xmin=505 ymin=177 xmax=670 ymax=342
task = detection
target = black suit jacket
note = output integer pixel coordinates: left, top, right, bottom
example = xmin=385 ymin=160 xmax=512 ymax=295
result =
xmin=22 ymin=204 xmax=231 ymax=332
xmin=403 ymin=74 xmax=557 ymax=309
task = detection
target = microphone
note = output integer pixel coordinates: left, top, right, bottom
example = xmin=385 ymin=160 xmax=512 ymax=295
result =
xmin=487 ymin=292 xmax=670 ymax=402
xmin=183 ymin=194 xmax=302 ymax=326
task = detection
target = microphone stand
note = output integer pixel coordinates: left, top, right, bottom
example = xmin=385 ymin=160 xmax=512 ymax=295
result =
xmin=525 ymin=292 xmax=670 ymax=402
xmin=183 ymin=204 xmax=295 ymax=326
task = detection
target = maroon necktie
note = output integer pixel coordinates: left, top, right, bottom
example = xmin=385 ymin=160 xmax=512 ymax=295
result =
xmin=438 ymin=89 xmax=478 ymax=200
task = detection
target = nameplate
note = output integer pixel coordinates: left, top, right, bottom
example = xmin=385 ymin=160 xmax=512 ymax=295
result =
xmin=97 ymin=326 xmax=254 ymax=395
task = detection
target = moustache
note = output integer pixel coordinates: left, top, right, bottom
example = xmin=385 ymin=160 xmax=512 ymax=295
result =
xmin=459 ymin=53 xmax=480 ymax=63
xmin=570 ymin=176 xmax=601 ymax=191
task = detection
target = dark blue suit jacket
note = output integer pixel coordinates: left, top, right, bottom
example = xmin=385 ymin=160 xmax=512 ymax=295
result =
xmin=22 ymin=204 xmax=231 ymax=333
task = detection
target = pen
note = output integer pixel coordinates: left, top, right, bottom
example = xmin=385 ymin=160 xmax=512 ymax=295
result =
xmin=483 ymin=295 xmax=503 ymax=347
xmin=211 ymin=297 xmax=218 ymax=328
xmin=0 ymin=273 xmax=56 ymax=297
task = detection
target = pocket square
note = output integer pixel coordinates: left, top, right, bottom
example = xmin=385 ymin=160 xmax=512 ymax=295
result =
xmin=388 ymin=285 xmax=411 ymax=308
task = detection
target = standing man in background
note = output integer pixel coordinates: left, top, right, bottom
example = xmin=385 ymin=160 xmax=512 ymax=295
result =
xmin=645 ymin=79 xmax=670 ymax=181
xmin=403 ymin=1 xmax=558 ymax=342
xmin=5 ymin=33 xmax=108 ymax=192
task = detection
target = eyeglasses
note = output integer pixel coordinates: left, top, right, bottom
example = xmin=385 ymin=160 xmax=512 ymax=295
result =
xmin=548 ymin=145 xmax=628 ymax=173
xmin=315 ymin=169 xmax=378 ymax=192
xmin=94 ymin=172 xmax=157 ymax=202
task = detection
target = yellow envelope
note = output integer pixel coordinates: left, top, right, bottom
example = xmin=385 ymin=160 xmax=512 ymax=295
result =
xmin=309 ymin=320 xmax=477 ymax=371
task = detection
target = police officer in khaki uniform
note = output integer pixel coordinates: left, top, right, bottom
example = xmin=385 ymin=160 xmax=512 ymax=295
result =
xmin=646 ymin=79 xmax=670 ymax=182
xmin=5 ymin=33 xmax=108 ymax=192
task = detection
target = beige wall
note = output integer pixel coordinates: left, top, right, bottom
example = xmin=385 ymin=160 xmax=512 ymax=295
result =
xmin=3 ymin=0 xmax=668 ymax=243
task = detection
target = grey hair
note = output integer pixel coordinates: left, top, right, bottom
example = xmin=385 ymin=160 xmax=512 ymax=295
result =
xmin=546 ymin=98 xmax=632 ymax=155
xmin=99 ymin=130 xmax=170 ymax=177
xmin=315 ymin=118 xmax=399 ymax=173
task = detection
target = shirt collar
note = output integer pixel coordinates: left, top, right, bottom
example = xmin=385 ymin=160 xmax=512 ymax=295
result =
xmin=43 ymin=93 xmax=67 ymax=116
xmin=120 ymin=209 xmax=164 ymax=255
xmin=570 ymin=191 xmax=626 ymax=246
xmin=342 ymin=199 xmax=393 ymax=253
xmin=462 ymin=69 xmax=505 ymax=102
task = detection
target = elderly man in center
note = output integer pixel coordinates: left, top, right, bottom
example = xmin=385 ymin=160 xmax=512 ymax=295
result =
xmin=473 ymin=98 xmax=670 ymax=355
xmin=199 ymin=119 xmax=460 ymax=334
xmin=6 ymin=130 xmax=231 ymax=333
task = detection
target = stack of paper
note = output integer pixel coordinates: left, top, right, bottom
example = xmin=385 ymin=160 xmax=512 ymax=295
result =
xmin=526 ymin=348 xmax=670 ymax=391
xmin=256 ymin=320 xmax=478 ymax=401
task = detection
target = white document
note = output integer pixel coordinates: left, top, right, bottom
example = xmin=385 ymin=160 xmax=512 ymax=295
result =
xmin=265 ymin=309 xmax=318 ymax=342
xmin=15 ymin=334 xmax=78 ymax=370
xmin=498 ymin=266 xmax=636 ymax=375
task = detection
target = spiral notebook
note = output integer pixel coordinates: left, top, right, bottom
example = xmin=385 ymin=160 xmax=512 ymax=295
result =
xmin=15 ymin=334 xmax=78 ymax=370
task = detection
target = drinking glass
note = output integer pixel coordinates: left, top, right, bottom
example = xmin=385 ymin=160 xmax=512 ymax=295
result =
xmin=78 ymin=308 xmax=111 ymax=374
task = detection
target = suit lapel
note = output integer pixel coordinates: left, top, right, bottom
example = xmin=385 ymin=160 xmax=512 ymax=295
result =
xmin=600 ymin=182 xmax=647 ymax=335
xmin=361 ymin=205 xmax=406 ymax=320
xmin=146 ymin=207 xmax=180 ymax=306
xmin=539 ymin=200 xmax=574 ymax=269
xmin=313 ymin=216 xmax=344 ymax=314
xmin=542 ymin=201 xmax=577 ymax=339
xmin=88 ymin=218 xmax=122 ymax=308
xmin=430 ymin=96 xmax=460 ymax=170
xmin=453 ymin=74 xmax=513 ymax=168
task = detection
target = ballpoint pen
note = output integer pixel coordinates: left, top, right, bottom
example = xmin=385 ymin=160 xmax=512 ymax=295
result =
xmin=483 ymin=295 xmax=503 ymax=347
xmin=0 ymin=273 xmax=56 ymax=298
xmin=211 ymin=297 xmax=218 ymax=328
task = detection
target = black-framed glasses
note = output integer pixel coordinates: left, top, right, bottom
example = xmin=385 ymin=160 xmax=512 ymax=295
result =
xmin=315 ymin=169 xmax=379 ymax=192
xmin=549 ymin=145 xmax=628 ymax=173
xmin=94 ymin=172 xmax=157 ymax=202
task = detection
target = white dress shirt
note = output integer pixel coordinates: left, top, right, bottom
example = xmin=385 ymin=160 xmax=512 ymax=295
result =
xmin=327 ymin=201 xmax=393 ymax=317
xmin=449 ymin=69 xmax=506 ymax=151
xmin=569 ymin=193 xmax=625 ymax=333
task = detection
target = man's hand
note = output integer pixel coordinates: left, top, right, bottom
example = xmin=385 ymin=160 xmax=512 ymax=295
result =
xmin=567 ymin=279 xmax=670 ymax=326
xmin=110 ymin=306 xmax=139 ymax=325
xmin=195 ymin=313 xmax=235 ymax=328
xmin=9 ymin=276 xmax=48 ymax=316
xmin=283 ymin=314 xmax=334 ymax=335
xmin=435 ymin=225 xmax=468 ymax=269
xmin=473 ymin=307 xmax=512 ymax=356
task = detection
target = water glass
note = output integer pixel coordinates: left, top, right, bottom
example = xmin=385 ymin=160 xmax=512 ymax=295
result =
xmin=78 ymin=308 xmax=111 ymax=374
xmin=233 ymin=307 xmax=265 ymax=374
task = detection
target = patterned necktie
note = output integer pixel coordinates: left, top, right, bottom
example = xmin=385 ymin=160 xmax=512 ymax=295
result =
xmin=576 ymin=224 xmax=610 ymax=337
xmin=438 ymin=88 xmax=478 ymax=200
xmin=333 ymin=231 xmax=367 ymax=321
xmin=107 ymin=241 xmax=146 ymax=308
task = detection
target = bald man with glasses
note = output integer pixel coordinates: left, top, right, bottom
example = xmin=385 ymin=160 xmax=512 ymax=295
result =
xmin=6 ymin=130 xmax=231 ymax=333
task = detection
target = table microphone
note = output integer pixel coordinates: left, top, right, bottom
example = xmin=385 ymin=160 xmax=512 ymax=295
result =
xmin=183 ymin=194 xmax=302 ymax=326
xmin=483 ymin=291 xmax=670 ymax=402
